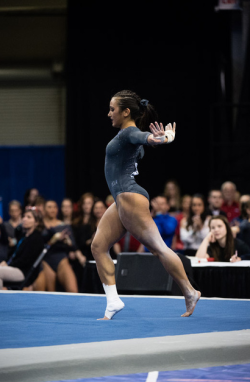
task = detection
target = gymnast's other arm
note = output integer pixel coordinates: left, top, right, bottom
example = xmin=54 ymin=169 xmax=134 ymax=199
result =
xmin=148 ymin=122 xmax=176 ymax=145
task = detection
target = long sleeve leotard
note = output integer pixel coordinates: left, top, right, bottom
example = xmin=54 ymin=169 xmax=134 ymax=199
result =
xmin=105 ymin=126 xmax=151 ymax=202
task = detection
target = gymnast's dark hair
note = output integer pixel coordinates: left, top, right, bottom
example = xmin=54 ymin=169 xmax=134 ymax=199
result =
xmin=113 ymin=90 xmax=158 ymax=131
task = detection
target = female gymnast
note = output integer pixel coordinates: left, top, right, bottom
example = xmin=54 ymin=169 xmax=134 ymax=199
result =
xmin=91 ymin=90 xmax=201 ymax=320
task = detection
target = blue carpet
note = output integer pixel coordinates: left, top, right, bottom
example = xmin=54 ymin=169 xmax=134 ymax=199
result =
xmin=1 ymin=293 xmax=250 ymax=349
xmin=48 ymin=363 xmax=250 ymax=381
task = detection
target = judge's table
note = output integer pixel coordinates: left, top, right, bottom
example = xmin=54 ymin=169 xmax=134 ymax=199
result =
xmin=189 ymin=257 xmax=250 ymax=299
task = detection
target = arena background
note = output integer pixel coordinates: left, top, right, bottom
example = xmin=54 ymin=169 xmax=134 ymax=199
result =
xmin=0 ymin=0 xmax=249 ymax=218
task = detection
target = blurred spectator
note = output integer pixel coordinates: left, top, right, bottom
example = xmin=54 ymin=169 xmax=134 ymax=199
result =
xmin=172 ymin=194 xmax=192 ymax=253
xmin=59 ymin=198 xmax=75 ymax=225
xmin=72 ymin=193 xmax=95 ymax=261
xmin=23 ymin=188 xmax=39 ymax=208
xmin=139 ymin=196 xmax=177 ymax=252
xmin=233 ymin=194 xmax=250 ymax=224
xmin=180 ymin=193 xmax=211 ymax=256
xmin=239 ymin=194 xmax=250 ymax=204
xmin=42 ymin=200 xmax=78 ymax=293
xmin=0 ymin=200 xmax=23 ymax=261
xmin=85 ymin=199 xmax=113 ymax=259
xmin=34 ymin=196 xmax=46 ymax=217
xmin=207 ymin=189 xmax=227 ymax=217
xmin=163 ymin=179 xmax=181 ymax=215
xmin=105 ymin=194 xmax=115 ymax=207
xmin=73 ymin=193 xmax=95 ymax=226
xmin=220 ymin=181 xmax=240 ymax=222
xmin=88 ymin=199 xmax=107 ymax=237
xmin=235 ymin=190 xmax=241 ymax=203
xmin=196 ymin=215 xmax=250 ymax=262
xmin=113 ymin=233 xmax=141 ymax=254
xmin=0 ymin=207 xmax=44 ymax=289
xmin=0 ymin=217 xmax=9 ymax=262
xmin=235 ymin=201 xmax=250 ymax=248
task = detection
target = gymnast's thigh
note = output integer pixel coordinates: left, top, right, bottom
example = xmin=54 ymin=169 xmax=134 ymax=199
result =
xmin=93 ymin=202 xmax=127 ymax=251
xmin=116 ymin=192 xmax=166 ymax=252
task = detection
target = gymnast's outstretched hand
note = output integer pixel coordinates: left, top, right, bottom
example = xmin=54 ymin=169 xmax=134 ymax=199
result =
xmin=148 ymin=122 xmax=176 ymax=145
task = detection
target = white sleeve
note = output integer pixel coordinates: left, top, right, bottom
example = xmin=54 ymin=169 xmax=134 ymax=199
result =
xmin=180 ymin=227 xmax=195 ymax=245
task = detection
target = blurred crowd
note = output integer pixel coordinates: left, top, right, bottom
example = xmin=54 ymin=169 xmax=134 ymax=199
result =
xmin=0 ymin=179 xmax=250 ymax=292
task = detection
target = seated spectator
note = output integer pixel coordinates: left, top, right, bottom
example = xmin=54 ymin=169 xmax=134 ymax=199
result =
xmin=239 ymin=194 xmax=250 ymax=204
xmin=76 ymin=199 xmax=115 ymax=260
xmin=87 ymin=199 xmax=108 ymax=253
xmin=172 ymin=194 xmax=192 ymax=253
xmin=23 ymin=188 xmax=39 ymax=208
xmin=139 ymin=196 xmax=177 ymax=252
xmin=114 ymin=233 xmax=141 ymax=254
xmin=180 ymin=193 xmax=211 ymax=256
xmin=105 ymin=194 xmax=115 ymax=208
xmin=0 ymin=200 xmax=23 ymax=261
xmin=235 ymin=201 xmax=250 ymax=248
xmin=163 ymin=179 xmax=181 ymax=215
xmin=207 ymin=189 xmax=227 ymax=217
xmin=196 ymin=215 xmax=250 ymax=262
xmin=72 ymin=193 xmax=95 ymax=261
xmin=220 ymin=181 xmax=240 ymax=222
xmin=34 ymin=195 xmax=46 ymax=217
xmin=0 ymin=207 xmax=44 ymax=289
xmin=42 ymin=200 xmax=78 ymax=293
xmin=59 ymin=197 xmax=86 ymax=279
xmin=59 ymin=198 xmax=75 ymax=225
xmin=74 ymin=192 xmax=95 ymax=226
xmin=231 ymin=194 xmax=250 ymax=225
xmin=0 ymin=217 xmax=9 ymax=262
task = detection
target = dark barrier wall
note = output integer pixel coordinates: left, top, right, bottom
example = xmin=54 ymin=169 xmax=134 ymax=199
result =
xmin=0 ymin=146 xmax=65 ymax=219
xmin=66 ymin=1 xmax=227 ymax=202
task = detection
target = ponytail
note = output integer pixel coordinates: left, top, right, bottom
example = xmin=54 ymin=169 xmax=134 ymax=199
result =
xmin=113 ymin=90 xmax=158 ymax=131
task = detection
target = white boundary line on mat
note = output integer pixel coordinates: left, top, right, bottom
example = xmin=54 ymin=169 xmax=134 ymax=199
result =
xmin=146 ymin=371 xmax=159 ymax=382
xmin=0 ymin=290 xmax=250 ymax=301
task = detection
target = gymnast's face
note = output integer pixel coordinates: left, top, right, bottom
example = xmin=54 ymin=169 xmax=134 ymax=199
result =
xmin=108 ymin=98 xmax=127 ymax=128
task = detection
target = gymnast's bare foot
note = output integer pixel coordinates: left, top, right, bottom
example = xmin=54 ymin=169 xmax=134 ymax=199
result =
xmin=181 ymin=290 xmax=201 ymax=317
xmin=97 ymin=316 xmax=110 ymax=320
xmin=97 ymin=299 xmax=125 ymax=320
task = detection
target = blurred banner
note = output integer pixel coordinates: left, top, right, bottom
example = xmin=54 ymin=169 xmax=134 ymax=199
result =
xmin=215 ymin=0 xmax=242 ymax=11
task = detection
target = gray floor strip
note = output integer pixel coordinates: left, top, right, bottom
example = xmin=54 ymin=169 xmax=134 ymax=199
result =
xmin=0 ymin=330 xmax=249 ymax=382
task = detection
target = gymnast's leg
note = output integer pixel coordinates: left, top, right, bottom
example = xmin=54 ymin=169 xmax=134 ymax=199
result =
xmin=116 ymin=193 xmax=200 ymax=317
xmin=91 ymin=202 xmax=127 ymax=319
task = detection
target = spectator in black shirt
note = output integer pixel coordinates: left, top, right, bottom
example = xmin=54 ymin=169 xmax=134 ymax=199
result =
xmin=196 ymin=215 xmax=250 ymax=262
xmin=0 ymin=207 xmax=44 ymax=289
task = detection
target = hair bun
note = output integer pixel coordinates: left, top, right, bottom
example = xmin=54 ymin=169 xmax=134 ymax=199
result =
xmin=140 ymin=99 xmax=149 ymax=108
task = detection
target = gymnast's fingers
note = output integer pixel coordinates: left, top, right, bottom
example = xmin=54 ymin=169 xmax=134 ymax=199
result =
xmin=159 ymin=122 xmax=164 ymax=132
xmin=149 ymin=123 xmax=158 ymax=135
xmin=154 ymin=122 xmax=161 ymax=131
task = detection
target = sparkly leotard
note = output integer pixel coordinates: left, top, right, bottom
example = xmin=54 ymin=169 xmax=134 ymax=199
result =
xmin=105 ymin=126 xmax=151 ymax=202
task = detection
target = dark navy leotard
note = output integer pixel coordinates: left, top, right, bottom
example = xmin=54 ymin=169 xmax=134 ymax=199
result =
xmin=105 ymin=126 xmax=151 ymax=202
